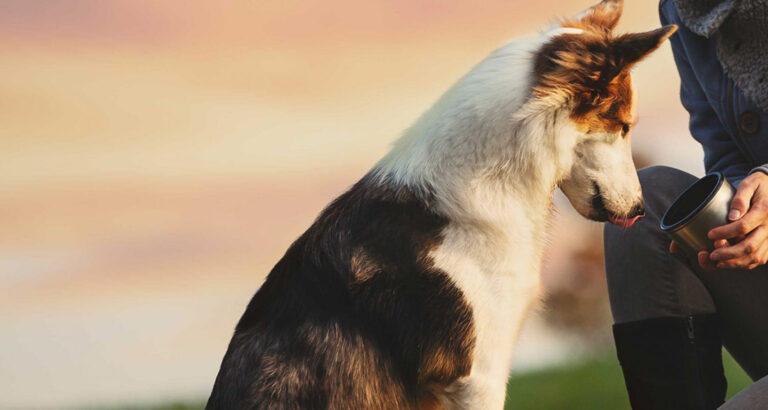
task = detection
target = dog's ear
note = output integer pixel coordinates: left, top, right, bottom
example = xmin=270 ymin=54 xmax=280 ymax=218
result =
xmin=577 ymin=0 xmax=623 ymax=32
xmin=610 ymin=25 xmax=677 ymax=72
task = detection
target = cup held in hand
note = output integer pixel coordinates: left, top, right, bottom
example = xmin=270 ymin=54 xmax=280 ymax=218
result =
xmin=660 ymin=172 xmax=735 ymax=256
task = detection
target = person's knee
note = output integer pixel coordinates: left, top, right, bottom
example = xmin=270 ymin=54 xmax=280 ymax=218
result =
xmin=719 ymin=375 xmax=768 ymax=409
xmin=637 ymin=165 xmax=698 ymax=219
xmin=603 ymin=166 xmax=693 ymax=279
xmin=603 ymin=208 xmax=658 ymax=262
xmin=604 ymin=167 xmax=714 ymax=322
xmin=638 ymin=165 xmax=695 ymax=186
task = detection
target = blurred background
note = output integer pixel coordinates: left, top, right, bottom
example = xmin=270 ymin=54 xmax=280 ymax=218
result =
xmin=0 ymin=0 xmax=742 ymax=409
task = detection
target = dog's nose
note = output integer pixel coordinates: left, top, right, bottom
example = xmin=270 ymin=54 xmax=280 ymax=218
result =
xmin=630 ymin=203 xmax=645 ymax=217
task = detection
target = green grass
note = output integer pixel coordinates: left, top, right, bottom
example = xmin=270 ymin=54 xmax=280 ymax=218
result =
xmin=102 ymin=351 xmax=752 ymax=410
xmin=502 ymin=350 xmax=751 ymax=410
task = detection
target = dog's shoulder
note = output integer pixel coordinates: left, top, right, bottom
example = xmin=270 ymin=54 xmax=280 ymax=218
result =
xmin=207 ymin=174 xmax=476 ymax=408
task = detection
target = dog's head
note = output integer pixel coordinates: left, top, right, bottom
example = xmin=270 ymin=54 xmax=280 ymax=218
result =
xmin=532 ymin=0 xmax=676 ymax=227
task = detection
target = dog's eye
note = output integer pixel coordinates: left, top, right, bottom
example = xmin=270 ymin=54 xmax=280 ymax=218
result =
xmin=621 ymin=122 xmax=630 ymax=137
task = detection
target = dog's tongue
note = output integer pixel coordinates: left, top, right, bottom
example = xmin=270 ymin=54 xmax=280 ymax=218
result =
xmin=608 ymin=213 xmax=644 ymax=228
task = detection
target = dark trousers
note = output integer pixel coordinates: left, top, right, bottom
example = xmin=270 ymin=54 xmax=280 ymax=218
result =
xmin=604 ymin=166 xmax=768 ymax=381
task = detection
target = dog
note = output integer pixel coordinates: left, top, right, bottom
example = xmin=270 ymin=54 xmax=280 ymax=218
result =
xmin=206 ymin=1 xmax=675 ymax=408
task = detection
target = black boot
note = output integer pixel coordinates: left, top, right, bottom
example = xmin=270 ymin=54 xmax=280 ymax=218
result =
xmin=613 ymin=314 xmax=727 ymax=410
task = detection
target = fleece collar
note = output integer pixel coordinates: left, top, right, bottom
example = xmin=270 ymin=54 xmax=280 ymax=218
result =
xmin=674 ymin=0 xmax=768 ymax=113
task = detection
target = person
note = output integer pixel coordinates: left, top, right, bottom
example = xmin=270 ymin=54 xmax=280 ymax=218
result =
xmin=604 ymin=0 xmax=768 ymax=408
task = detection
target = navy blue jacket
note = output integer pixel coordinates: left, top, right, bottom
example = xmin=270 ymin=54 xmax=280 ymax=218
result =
xmin=660 ymin=0 xmax=767 ymax=186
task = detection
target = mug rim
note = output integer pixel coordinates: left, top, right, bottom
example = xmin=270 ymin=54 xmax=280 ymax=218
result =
xmin=660 ymin=172 xmax=724 ymax=232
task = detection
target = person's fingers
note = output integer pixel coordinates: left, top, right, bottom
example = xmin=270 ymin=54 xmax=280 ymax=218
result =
xmin=732 ymin=234 xmax=747 ymax=244
xmin=727 ymin=177 xmax=758 ymax=221
xmin=698 ymin=251 xmax=708 ymax=268
xmin=670 ymin=240 xmax=726 ymax=255
xmin=750 ymin=241 xmax=768 ymax=270
xmin=710 ymin=226 xmax=768 ymax=261
xmin=716 ymin=240 xmax=768 ymax=270
xmin=716 ymin=252 xmax=752 ymax=269
xmin=708 ymin=206 xmax=768 ymax=240
xmin=718 ymin=255 xmax=758 ymax=269
xmin=698 ymin=251 xmax=716 ymax=272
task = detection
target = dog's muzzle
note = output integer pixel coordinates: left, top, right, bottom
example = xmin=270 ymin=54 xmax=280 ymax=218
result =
xmin=592 ymin=183 xmax=645 ymax=228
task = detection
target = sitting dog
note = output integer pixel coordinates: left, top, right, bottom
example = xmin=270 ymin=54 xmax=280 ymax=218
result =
xmin=206 ymin=0 xmax=675 ymax=408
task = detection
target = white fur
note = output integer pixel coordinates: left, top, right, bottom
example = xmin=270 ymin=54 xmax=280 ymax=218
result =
xmin=373 ymin=13 xmax=641 ymax=410
xmin=559 ymin=76 xmax=642 ymax=221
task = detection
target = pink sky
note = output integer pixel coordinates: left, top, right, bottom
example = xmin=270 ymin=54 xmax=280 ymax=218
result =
xmin=0 ymin=1 xmax=704 ymax=407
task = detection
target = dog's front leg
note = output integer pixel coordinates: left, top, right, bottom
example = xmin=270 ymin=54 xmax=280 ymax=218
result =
xmin=440 ymin=374 xmax=508 ymax=410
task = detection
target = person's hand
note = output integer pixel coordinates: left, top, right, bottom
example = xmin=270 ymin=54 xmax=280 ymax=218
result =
xmin=706 ymin=172 xmax=768 ymax=270
xmin=669 ymin=239 xmax=728 ymax=272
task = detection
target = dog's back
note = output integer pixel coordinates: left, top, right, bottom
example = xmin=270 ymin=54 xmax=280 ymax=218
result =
xmin=206 ymin=1 xmax=675 ymax=406
xmin=206 ymin=175 xmax=475 ymax=409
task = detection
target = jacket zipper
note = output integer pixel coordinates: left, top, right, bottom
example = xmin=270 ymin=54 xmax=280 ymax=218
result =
xmin=727 ymin=80 xmax=758 ymax=166
xmin=687 ymin=315 xmax=695 ymax=340
xmin=687 ymin=316 xmax=707 ymax=408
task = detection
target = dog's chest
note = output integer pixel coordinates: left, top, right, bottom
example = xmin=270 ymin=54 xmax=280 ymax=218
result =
xmin=429 ymin=224 xmax=543 ymax=383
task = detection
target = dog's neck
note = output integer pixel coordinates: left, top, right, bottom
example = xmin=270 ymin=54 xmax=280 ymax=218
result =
xmin=374 ymin=33 xmax=577 ymax=234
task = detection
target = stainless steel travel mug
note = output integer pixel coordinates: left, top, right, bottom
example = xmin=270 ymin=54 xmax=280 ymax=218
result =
xmin=660 ymin=172 xmax=735 ymax=256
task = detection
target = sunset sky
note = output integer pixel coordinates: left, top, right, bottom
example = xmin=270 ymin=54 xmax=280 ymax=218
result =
xmin=0 ymin=1 xmax=703 ymax=408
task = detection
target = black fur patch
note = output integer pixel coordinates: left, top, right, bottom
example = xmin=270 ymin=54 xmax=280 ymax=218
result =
xmin=206 ymin=173 xmax=475 ymax=409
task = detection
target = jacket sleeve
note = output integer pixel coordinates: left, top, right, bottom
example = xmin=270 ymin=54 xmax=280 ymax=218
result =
xmin=660 ymin=1 xmax=752 ymax=186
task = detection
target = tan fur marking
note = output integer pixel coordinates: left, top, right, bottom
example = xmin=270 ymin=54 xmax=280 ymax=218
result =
xmin=349 ymin=247 xmax=381 ymax=281
xmin=533 ymin=4 xmax=676 ymax=135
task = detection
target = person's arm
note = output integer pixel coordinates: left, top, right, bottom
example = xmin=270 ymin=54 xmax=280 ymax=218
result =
xmin=660 ymin=1 xmax=752 ymax=186
xmin=662 ymin=0 xmax=768 ymax=270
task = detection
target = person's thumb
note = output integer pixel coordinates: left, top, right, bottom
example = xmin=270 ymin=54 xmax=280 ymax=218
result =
xmin=730 ymin=180 xmax=757 ymax=220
